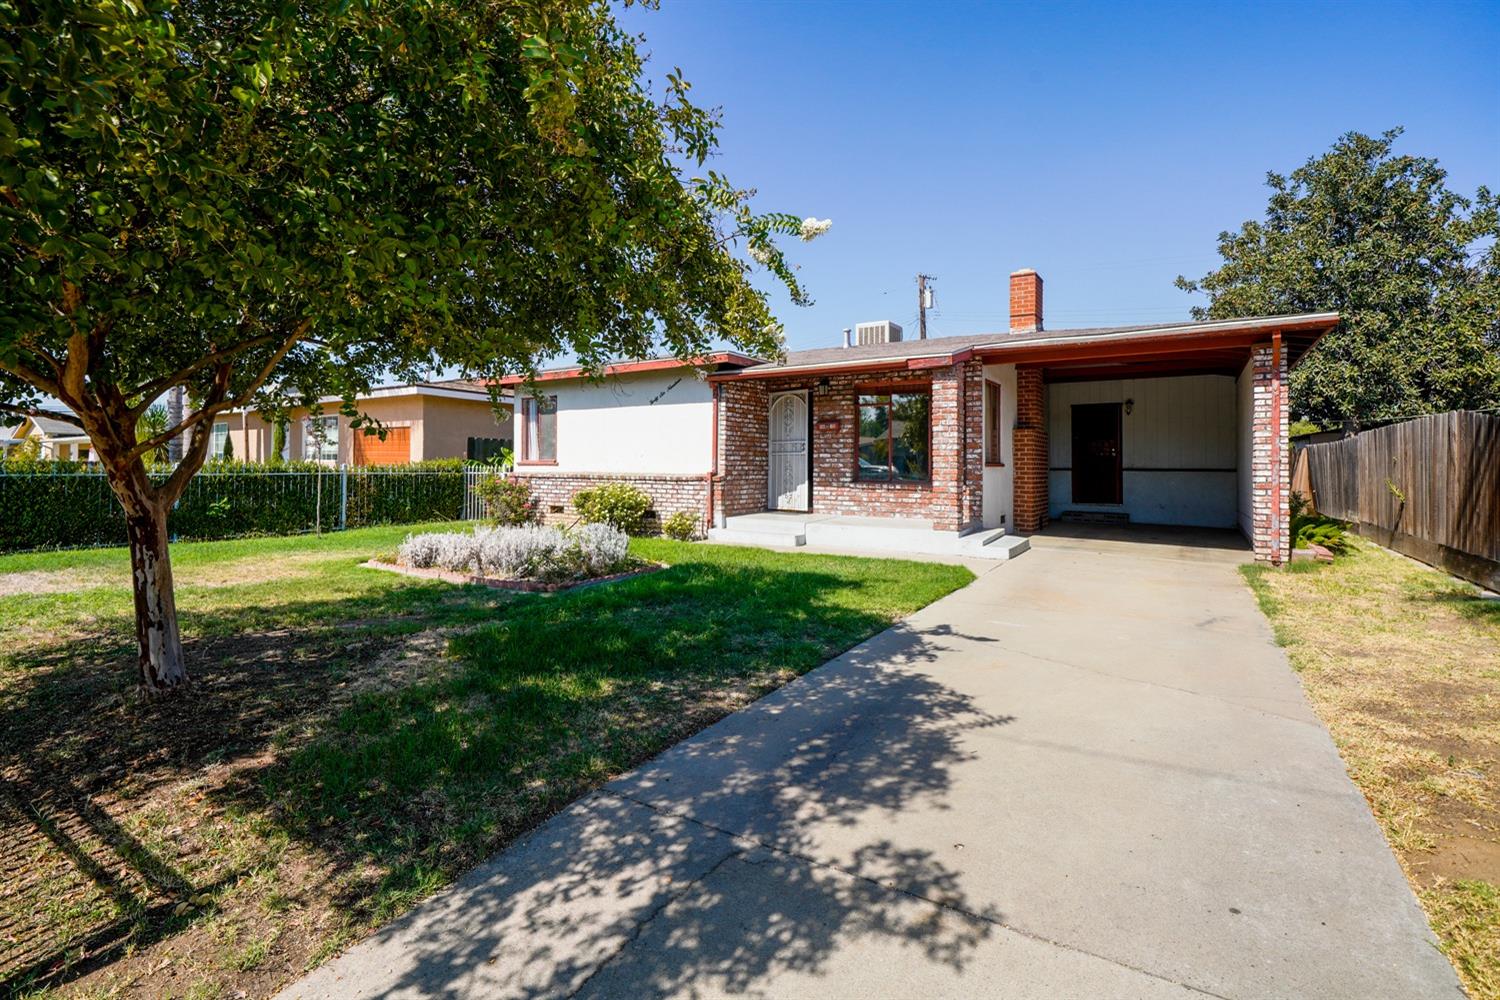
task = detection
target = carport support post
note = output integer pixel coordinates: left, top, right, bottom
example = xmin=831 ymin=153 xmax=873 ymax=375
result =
xmin=1250 ymin=339 xmax=1291 ymax=563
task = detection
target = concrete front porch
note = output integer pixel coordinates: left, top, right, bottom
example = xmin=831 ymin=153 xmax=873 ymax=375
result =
xmin=706 ymin=511 xmax=1031 ymax=560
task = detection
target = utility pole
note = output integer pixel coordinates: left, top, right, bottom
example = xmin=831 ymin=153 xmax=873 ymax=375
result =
xmin=916 ymin=273 xmax=934 ymax=340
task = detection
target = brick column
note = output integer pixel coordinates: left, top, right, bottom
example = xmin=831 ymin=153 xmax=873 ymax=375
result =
xmin=960 ymin=359 xmax=985 ymax=532
xmin=1250 ymin=342 xmax=1290 ymax=563
xmin=930 ymin=366 xmax=963 ymax=532
xmin=1013 ymin=367 xmax=1048 ymax=533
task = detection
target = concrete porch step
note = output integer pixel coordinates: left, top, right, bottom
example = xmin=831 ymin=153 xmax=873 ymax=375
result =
xmin=705 ymin=525 xmax=806 ymax=547
xmin=707 ymin=512 xmax=1030 ymax=562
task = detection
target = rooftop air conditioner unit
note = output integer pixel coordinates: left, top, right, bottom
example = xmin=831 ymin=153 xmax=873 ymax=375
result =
xmin=853 ymin=320 xmax=903 ymax=346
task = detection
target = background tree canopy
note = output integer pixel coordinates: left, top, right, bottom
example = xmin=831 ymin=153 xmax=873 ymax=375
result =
xmin=1177 ymin=128 xmax=1500 ymax=428
xmin=0 ymin=0 xmax=820 ymax=689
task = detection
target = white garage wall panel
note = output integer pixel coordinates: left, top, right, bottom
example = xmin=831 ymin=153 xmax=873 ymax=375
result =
xmin=541 ymin=371 xmax=713 ymax=474
xmin=1047 ymin=374 xmax=1239 ymax=528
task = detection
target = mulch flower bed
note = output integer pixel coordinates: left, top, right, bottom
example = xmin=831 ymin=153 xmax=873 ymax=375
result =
xmin=362 ymin=559 xmax=665 ymax=593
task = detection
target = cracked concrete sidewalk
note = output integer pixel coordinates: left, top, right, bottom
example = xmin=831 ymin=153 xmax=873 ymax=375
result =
xmin=275 ymin=530 xmax=1462 ymax=999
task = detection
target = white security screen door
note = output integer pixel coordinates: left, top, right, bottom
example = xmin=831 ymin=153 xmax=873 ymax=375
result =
xmin=768 ymin=392 xmax=810 ymax=511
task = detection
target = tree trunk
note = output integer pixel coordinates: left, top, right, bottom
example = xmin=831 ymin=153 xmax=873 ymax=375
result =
xmin=126 ymin=503 xmax=189 ymax=692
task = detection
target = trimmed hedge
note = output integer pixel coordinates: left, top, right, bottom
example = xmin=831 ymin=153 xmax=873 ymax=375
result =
xmin=0 ymin=459 xmax=467 ymax=552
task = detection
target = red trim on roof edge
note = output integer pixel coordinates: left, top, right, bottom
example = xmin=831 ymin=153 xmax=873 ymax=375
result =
xmin=495 ymin=352 xmax=763 ymax=386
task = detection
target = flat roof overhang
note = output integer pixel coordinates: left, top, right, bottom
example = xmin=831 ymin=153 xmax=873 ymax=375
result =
xmin=709 ymin=313 xmax=1339 ymax=382
xmin=496 ymin=352 xmax=764 ymax=386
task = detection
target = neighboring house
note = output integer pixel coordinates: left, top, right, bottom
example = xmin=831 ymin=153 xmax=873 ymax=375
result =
xmin=498 ymin=268 xmax=1337 ymax=563
xmin=220 ymin=380 xmax=514 ymax=465
xmin=6 ymin=411 xmax=95 ymax=462
xmin=0 ymin=423 xmax=21 ymax=456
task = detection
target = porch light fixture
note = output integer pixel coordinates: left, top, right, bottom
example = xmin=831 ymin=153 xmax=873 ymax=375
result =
xmin=1124 ymin=397 xmax=1135 ymax=415
xmin=815 ymin=377 xmax=832 ymax=396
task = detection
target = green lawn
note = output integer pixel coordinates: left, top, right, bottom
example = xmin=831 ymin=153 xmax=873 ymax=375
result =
xmin=0 ymin=526 xmax=973 ymax=999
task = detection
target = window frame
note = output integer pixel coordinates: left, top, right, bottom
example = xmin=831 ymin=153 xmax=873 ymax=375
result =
xmin=518 ymin=394 xmax=558 ymax=465
xmin=853 ymin=384 xmax=933 ymax=484
xmin=210 ymin=421 xmax=229 ymax=459
xmin=302 ymin=415 xmax=339 ymax=464
xmin=984 ymin=380 xmax=1005 ymax=467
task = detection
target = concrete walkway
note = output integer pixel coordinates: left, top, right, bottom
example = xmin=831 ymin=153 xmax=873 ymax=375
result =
xmin=278 ymin=531 xmax=1462 ymax=999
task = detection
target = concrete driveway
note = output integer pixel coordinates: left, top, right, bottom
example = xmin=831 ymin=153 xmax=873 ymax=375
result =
xmin=278 ymin=529 xmax=1461 ymax=999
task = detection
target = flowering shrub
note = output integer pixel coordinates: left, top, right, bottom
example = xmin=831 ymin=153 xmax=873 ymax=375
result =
xmin=571 ymin=482 xmax=651 ymax=535
xmin=397 ymin=523 xmax=632 ymax=583
xmin=474 ymin=474 xmax=539 ymax=526
xmin=661 ymin=510 xmax=700 ymax=541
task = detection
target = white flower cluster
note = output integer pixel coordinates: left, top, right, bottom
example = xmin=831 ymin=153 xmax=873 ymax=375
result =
xmin=747 ymin=243 xmax=773 ymax=265
xmin=398 ymin=523 xmax=632 ymax=583
xmin=799 ymin=217 xmax=832 ymax=241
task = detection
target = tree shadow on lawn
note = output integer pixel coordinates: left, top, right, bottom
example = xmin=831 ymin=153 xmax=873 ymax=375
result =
xmin=0 ymin=577 xmax=512 ymax=993
xmin=2 ymin=556 xmax=981 ymax=995
xmin=288 ymin=583 xmax=1020 ymax=998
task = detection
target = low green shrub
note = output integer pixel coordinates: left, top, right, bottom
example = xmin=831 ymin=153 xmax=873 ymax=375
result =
xmin=572 ymin=482 xmax=652 ymax=535
xmin=1292 ymin=513 xmax=1350 ymax=553
xmin=474 ymin=474 xmax=539 ymax=526
xmin=661 ymin=510 xmax=700 ymax=541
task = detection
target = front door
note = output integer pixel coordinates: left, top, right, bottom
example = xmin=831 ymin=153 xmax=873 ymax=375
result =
xmin=768 ymin=392 xmax=810 ymax=511
xmin=1071 ymin=403 xmax=1122 ymax=505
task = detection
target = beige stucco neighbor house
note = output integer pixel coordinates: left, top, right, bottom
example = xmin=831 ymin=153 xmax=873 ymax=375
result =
xmin=220 ymin=380 xmax=513 ymax=465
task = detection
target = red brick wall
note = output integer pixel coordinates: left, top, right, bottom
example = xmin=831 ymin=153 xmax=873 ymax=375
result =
xmin=715 ymin=361 xmax=984 ymax=533
xmin=1013 ymin=367 xmax=1048 ymax=532
xmin=1010 ymin=270 xmax=1044 ymax=333
xmin=715 ymin=380 xmax=768 ymax=519
xmin=514 ymin=471 xmax=708 ymax=531
xmin=1249 ymin=342 xmax=1291 ymax=563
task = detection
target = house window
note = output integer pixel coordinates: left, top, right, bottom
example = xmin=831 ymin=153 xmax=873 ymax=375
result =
xmin=303 ymin=415 xmax=339 ymax=463
xmin=985 ymin=381 xmax=1004 ymax=466
xmin=520 ymin=395 xmax=557 ymax=463
xmin=210 ymin=421 xmax=229 ymax=458
xmin=857 ymin=389 xmax=931 ymax=482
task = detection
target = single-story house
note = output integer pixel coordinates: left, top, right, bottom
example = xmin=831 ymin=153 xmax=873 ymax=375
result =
xmin=219 ymin=380 xmax=514 ymax=465
xmin=498 ymin=269 xmax=1337 ymax=563
xmin=5 ymin=411 xmax=95 ymax=462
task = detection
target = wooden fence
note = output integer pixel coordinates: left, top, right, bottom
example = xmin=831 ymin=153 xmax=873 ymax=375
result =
xmin=1301 ymin=410 xmax=1500 ymax=590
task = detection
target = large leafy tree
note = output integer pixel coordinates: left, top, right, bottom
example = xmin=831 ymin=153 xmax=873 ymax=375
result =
xmin=1 ymin=0 xmax=818 ymax=692
xmin=1177 ymin=128 xmax=1500 ymax=427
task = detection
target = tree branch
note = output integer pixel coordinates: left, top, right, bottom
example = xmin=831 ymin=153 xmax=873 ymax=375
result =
xmin=0 ymin=354 xmax=65 ymax=400
xmin=127 ymin=322 xmax=309 ymax=462
xmin=159 ymin=365 xmax=232 ymax=505
xmin=0 ymin=401 xmax=86 ymax=428
xmin=128 ymin=332 xmax=282 ymax=417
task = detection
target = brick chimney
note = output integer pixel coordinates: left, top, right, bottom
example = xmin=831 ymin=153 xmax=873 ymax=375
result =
xmin=1009 ymin=269 xmax=1043 ymax=333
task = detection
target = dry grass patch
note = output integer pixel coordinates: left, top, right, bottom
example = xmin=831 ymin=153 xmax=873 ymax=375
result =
xmin=1243 ymin=541 xmax=1499 ymax=998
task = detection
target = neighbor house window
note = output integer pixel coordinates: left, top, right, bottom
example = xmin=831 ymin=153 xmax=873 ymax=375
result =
xmin=210 ymin=421 xmax=229 ymax=458
xmin=857 ymin=389 xmax=931 ymax=481
xmin=985 ymin=381 xmax=1004 ymax=466
xmin=520 ymin=395 xmax=557 ymax=463
xmin=303 ymin=415 xmax=339 ymax=463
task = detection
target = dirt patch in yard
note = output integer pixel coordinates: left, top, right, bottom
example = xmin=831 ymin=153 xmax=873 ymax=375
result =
xmin=0 ymin=621 xmax=474 ymax=1000
xmin=1243 ymin=541 xmax=1500 ymax=998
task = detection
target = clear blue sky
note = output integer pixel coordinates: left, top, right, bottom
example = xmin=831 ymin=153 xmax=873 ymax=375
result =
xmin=618 ymin=0 xmax=1500 ymax=354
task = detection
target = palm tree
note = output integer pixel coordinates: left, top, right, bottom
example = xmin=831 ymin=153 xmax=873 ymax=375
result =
xmin=137 ymin=404 xmax=171 ymax=466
